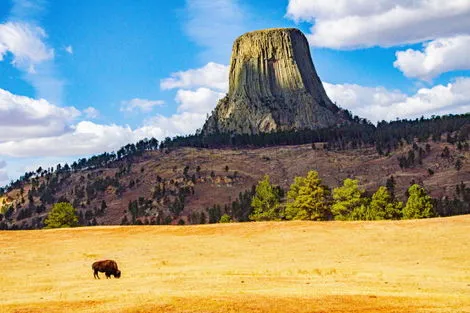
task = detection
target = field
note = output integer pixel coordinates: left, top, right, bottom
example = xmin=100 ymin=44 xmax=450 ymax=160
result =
xmin=1 ymin=216 xmax=469 ymax=312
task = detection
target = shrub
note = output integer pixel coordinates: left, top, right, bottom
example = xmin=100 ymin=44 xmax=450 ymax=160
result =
xmin=219 ymin=214 xmax=232 ymax=223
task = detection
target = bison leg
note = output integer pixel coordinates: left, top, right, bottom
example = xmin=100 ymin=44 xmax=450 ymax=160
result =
xmin=94 ymin=270 xmax=100 ymax=279
xmin=105 ymin=272 xmax=111 ymax=279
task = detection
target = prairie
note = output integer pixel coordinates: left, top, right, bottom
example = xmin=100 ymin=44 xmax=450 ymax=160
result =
xmin=1 ymin=216 xmax=469 ymax=312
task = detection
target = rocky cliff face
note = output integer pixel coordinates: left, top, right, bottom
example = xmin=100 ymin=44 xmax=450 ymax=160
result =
xmin=202 ymin=28 xmax=349 ymax=135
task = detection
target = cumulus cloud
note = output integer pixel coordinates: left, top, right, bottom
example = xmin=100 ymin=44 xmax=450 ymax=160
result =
xmin=157 ymin=62 xmax=228 ymax=138
xmin=83 ymin=107 xmax=99 ymax=119
xmin=0 ymin=22 xmax=54 ymax=72
xmin=1 ymin=2 xmax=64 ymax=104
xmin=394 ymin=35 xmax=470 ymax=81
xmin=175 ymin=88 xmax=225 ymax=114
xmin=324 ymin=78 xmax=470 ymax=123
xmin=0 ymin=88 xmax=80 ymax=141
xmin=286 ymin=0 xmax=470 ymax=49
xmin=0 ymin=115 xmax=205 ymax=158
xmin=143 ymin=112 xmax=208 ymax=138
xmin=0 ymin=121 xmax=137 ymax=157
xmin=120 ymin=98 xmax=165 ymax=113
xmin=160 ymin=62 xmax=228 ymax=91
xmin=0 ymin=78 xmax=222 ymax=158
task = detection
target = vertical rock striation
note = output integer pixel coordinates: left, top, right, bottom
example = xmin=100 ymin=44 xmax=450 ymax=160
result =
xmin=202 ymin=28 xmax=349 ymax=135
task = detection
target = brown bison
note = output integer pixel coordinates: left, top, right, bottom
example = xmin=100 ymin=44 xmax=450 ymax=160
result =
xmin=92 ymin=260 xmax=121 ymax=279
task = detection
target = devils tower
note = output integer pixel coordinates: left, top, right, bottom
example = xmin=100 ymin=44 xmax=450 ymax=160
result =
xmin=202 ymin=28 xmax=348 ymax=135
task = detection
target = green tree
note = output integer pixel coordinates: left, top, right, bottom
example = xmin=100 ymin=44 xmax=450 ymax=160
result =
xmin=44 ymin=202 xmax=79 ymax=229
xmin=249 ymin=175 xmax=282 ymax=221
xmin=219 ymin=214 xmax=232 ymax=223
xmin=403 ymin=184 xmax=434 ymax=219
xmin=331 ymin=178 xmax=367 ymax=220
xmin=363 ymin=186 xmax=402 ymax=220
xmin=285 ymin=171 xmax=331 ymax=220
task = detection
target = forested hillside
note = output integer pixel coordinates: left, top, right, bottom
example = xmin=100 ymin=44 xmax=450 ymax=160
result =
xmin=0 ymin=114 xmax=469 ymax=229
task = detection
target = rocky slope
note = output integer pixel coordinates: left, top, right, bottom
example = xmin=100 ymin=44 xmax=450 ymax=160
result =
xmin=202 ymin=28 xmax=349 ymax=135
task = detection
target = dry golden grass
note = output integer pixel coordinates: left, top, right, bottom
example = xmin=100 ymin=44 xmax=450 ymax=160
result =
xmin=1 ymin=216 xmax=470 ymax=312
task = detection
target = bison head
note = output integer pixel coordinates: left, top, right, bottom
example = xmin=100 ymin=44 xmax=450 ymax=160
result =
xmin=115 ymin=270 xmax=121 ymax=278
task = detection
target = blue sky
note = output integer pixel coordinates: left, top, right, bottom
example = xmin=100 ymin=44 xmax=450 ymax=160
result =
xmin=1 ymin=0 xmax=470 ymax=185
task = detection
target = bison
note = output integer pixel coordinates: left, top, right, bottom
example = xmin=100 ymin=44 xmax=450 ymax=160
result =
xmin=92 ymin=260 xmax=121 ymax=279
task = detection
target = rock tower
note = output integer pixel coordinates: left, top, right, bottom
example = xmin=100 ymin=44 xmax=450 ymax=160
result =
xmin=202 ymin=28 xmax=348 ymax=135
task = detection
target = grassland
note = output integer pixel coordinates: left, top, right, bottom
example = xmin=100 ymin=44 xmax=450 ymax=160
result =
xmin=1 ymin=216 xmax=469 ymax=312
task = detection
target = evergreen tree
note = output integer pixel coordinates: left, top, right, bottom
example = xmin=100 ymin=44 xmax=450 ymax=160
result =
xmin=403 ymin=184 xmax=434 ymax=219
xmin=44 ymin=202 xmax=79 ymax=228
xmin=249 ymin=175 xmax=283 ymax=221
xmin=385 ymin=176 xmax=396 ymax=199
xmin=285 ymin=171 xmax=331 ymax=220
xmin=365 ymin=186 xmax=402 ymax=220
xmin=331 ymin=178 xmax=367 ymax=220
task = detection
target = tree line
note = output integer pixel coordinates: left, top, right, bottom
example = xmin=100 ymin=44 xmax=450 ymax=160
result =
xmin=247 ymin=172 xmax=434 ymax=222
xmin=36 ymin=169 xmax=463 ymax=230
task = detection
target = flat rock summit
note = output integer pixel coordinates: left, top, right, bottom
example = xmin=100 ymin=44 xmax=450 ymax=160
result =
xmin=202 ymin=28 xmax=349 ymax=135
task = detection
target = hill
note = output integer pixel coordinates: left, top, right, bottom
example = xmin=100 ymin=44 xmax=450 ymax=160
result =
xmin=1 ymin=137 xmax=469 ymax=229
xmin=1 ymin=216 xmax=469 ymax=312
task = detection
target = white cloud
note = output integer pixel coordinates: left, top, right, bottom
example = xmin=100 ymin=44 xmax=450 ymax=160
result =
xmin=83 ymin=107 xmax=99 ymax=119
xmin=0 ymin=88 xmax=80 ymax=142
xmin=394 ymin=35 xmax=470 ymax=81
xmin=324 ymin=78 xmax=470 ymax=123
xmin=1 ymin=2 xmax=64 ymax=105
xmin=158 ymin=62 xmax=228 ymax=137
xmin=286 ymin=0 xmax=470 ymax=49
xmin=0 ymin=22 xmax=54 ymax=72
xmin=161 ymin=62 xmax=229 ymax=91
xmin=175 ymin=87 xmax=224 ymax=114
xmin=143 ymin=112 xmax=208 ymax=138
xmin=0 ymin=115 xmax=205 ymax=158
xmin=0 ymin=79 xmax=222 ymax=158
xmin=120 ymin=98 xmax=165 ymax=113
xmin=65 ymin=45 xmax=73 ymax=54
xmin=0 ymin=122 xmax=137 ymax=157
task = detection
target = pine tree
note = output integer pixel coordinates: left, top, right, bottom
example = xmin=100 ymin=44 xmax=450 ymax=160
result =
xmin=403 ymin=184 xmax=434 ymax=219
xmin=285 ymin=171 xmax=331 ymax=220
xmin=331 ymin=178 xmax=366 ymax=220
xmin=366 ymin=186 xmax=402 ymax=220
xmin=44 ymin=202 xmax=79 ymax=228
xmin=249 ymin=175 xmax=283 ymax=221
